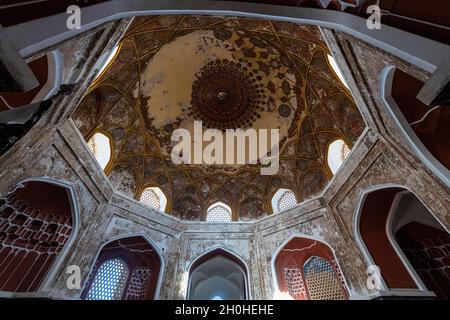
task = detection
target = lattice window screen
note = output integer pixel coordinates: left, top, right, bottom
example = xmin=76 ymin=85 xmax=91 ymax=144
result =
xmin=341 ymin=142 xmax=350 ymax=160
xmin=303 ymin=256 xmax=346 ymax=300
xmin=86 ymin=258 xmax=128 ymax=300
xmin=140 ymin=188 xmax=161 ymax=210
xmin=87 ymin=138 xmax=95 ymax=153
xmin=278 ymin=190 xmax=297 ymax=212
xmin=125 ymin=267 xmax=152 ymax=300
xmin=206 ymin=205 xmax=232 ymax=222
xmin=283 ymin=267 xmax=306 ymax=299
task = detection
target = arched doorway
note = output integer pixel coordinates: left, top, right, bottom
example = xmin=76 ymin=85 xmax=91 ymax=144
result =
xmin=356 ymin=186 xmax=450 ymax=299
xmin=81 ymin=235 xmax=163 ymax=300
xmin=0 ymin=180 xmax=76 ymax=293
xmin=187 ymin=249 xmax=248 ymax=300
xmin=273 ymin=236 xmax=348 ymax=300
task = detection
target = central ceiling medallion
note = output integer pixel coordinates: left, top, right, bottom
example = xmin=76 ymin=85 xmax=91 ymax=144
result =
xmin=190 ymin=59 xmax=265 ymax=130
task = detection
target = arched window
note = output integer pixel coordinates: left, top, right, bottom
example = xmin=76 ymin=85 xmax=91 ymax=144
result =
xmin=272 ymin=189 xmax=298 ymax=213
xmin=327 ymin=139 xmax=350 ymax=175
xmin=303 ymin=256 xmax=346 ymax=300
xmin=206 ymin=202 xmax=232 ymax=222
xmin=86 ymin=258 xmax=128 ymax=300
xmin=82 ymin=236 xmax=162 ymax=300
xmin=139 ymin=187 xmax=167 ymax=212
xmin=327 ymin=54 xmax=349 ymax=90
xmin=274 ymin=237 xmax=348 ymax=300
xmin=87 ymin=132 xmax=111 ymax=170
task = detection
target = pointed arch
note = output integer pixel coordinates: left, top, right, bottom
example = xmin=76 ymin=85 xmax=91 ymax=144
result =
xmin=326 ymin=138 xmax=351 ymax=175
xmin=81 ymin=233 xmax=165 ymax=300
xmin=0 ymin=177 xmax=80 ymax=295
xmin=353 ymin=184 xmax=449 ymax=298
xmin=86 ymin=131 xmax=112 ymax=171
xmin=271 ymin=188 xmax=298 ymax=213
xmin=272 ymin=234 xmax=348 ymax=300
xmin=380 ymin=66 xmax=450 ymax=188
xmin=139 ymin=186 xmax=167 ymax=212
xmin=187 ymin=247 xmax=250 ymax=300
xmin=206 ymin=202 xmax=232 ymax=222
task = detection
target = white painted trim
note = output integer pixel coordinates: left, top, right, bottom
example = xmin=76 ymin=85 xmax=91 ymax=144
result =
xmin=0 ymin=177 xmax=81 ymax=295
xmin=379 ymin=65 xmax=450 ymax=188
xmin=185 ymin=245 xmax=251 ymax=300
xmin=31 ymin=50 xmax=63 ymax=103
xmin=270 ymin=232 xmax=350 ymax=299
xmin=80 ymin=232 xmax=166 ymax=300
xmin=5 ymin=0 xmax=449 ymax=72
xmin=417 ymin=59 xmax=450 ymax=106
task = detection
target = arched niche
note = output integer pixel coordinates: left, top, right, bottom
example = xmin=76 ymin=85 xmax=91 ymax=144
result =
xmin=355 ymin=186 xmax=449 ymax=298
xmin=81 ymin=235 xmax=163 ymax=300
xmin=273 ymin=236 xmax=348 ymax=300
xmin=380 ymin=66 xmax=450 ymax=187
xmin=0 ymin=179 xmax=78 ymax=293
xmin=187 ymin=249 xmax=248 ymax=300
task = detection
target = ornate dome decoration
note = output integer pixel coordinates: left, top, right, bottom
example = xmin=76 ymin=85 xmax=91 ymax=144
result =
xmin=72 ymin=15 xmax=365 ymax=221
xmin=190 ymin=59 xmax=264 ymax=130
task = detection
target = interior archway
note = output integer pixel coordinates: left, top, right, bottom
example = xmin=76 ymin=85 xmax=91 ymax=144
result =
xmin=391 ymin=69 xmax=450 ymax=171
xmin=274 ymin=236 xmax=348 ymax=300
xmin=188 ymin=249 xmax=248 ymax=300
xmin=81 ymin=235 xmax=162 ymax=300
xmin=357 ymin=187 xmax=450 ymax=298
xmin=0 ymin=180 xmax=75 ymax=293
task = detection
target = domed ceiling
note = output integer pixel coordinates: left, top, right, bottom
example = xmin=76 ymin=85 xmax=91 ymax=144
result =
xmin=72 ymin=15 xmax=365 ymax=221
